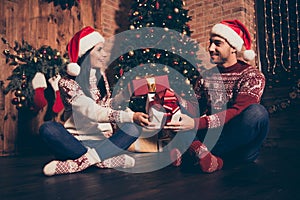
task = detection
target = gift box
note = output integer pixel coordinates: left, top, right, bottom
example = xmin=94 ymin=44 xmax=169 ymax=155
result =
xmin=147 ymin=88 xmax=182 ymax=129
xmin=128 ymin=75 xmax=182 ymax=153
xmin=129 ymin=75 xmax=181 ymax=127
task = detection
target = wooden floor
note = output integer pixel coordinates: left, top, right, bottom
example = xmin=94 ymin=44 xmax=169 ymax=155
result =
xmin=1 ymin=101 xmax=300 ymax=200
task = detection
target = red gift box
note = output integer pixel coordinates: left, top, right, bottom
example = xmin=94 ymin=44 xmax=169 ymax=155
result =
xmin=128 ymin=75 xmax=181 ymax=128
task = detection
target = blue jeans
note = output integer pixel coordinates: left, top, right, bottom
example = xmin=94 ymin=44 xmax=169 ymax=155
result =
xmin=197 ymin=104 xmax=269 ymax=163
xmin=39 ymin=122 xmax=140 ymax=161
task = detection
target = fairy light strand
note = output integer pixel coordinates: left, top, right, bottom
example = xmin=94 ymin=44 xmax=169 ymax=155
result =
xmin=270 ymin=0 xmax=278 ymax=74
xmin=285 ymin=0 xmax=292 ymax=70
xmin=278 ymin=0 xmax=288 ymax=71
xmin=264 ymin=0 xmax=271 ymax=73
xmin=294 ymin=0 xmax=300 ymax=62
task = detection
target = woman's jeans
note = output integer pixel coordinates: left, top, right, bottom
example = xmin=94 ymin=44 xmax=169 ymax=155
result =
xmin=39 ymin=122 xmax=140 ymax=161
xmin=197 ymin=104 xmax=269 ymax=163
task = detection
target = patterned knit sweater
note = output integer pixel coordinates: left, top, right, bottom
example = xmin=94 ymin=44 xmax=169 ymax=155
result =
xmin=193 ymin=60 xmax=265 ymax=129
xmin=58 ymin=71 xmax=134 ymax=140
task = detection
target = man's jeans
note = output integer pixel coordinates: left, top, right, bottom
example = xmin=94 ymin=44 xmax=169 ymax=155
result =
xmin=198 ymin=104 xmax=269 ymax=163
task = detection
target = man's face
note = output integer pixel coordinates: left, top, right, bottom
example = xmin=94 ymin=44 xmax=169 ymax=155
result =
xmin=208 ymin=35 xmax=236 ymax=66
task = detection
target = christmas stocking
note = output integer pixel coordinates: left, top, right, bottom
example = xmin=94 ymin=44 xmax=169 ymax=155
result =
xmin=48 ymin=74 xmax=64 ymax=113
xmin=32 ymin=72 xmax=48 ymax=111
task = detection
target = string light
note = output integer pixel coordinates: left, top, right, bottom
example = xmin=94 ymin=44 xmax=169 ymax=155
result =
xmin=264 ymin=0 xmax=271 ymax=73
xmin=264 ymin=0 xmax=299 ymax=82
xmin=296 ymin=0 xmax=300 ymax=62
xmin=285 ymin=0 xmax=292 ymax=70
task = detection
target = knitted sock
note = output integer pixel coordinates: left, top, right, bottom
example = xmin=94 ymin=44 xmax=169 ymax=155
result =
xmin=33 ymin=88 xmax=48 ymax=111
xmin=43 ymin=148 xmax=100 ymax=176
xmin=189 ymin=141 xmax=223 ymax=173
xmin=170 ymin=148 xmax=182 ymax=167
xmin=52 ymin=91 xmax=64 ymax=113
xmin=32 ymin=72 xmax=48 ymax=111
xmin=99 ymin=154 xmax=135 ymax=168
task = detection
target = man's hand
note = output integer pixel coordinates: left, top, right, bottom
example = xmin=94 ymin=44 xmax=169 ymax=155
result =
xmin=164 ymin=114 xmax=195 ymax=132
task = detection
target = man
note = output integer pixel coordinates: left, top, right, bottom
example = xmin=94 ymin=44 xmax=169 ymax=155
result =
xmin=166 ymin=20 xmax=269 ymax=173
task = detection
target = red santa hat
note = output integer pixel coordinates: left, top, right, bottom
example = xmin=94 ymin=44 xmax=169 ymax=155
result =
xmin=211 ymin=19 xmax=255 ymax=61
xmin=67 ymin=26 xmax=105 ymax=76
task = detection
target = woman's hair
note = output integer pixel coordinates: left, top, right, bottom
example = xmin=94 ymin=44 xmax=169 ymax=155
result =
xmin=76 ymin=48 xmax=102 ymax=98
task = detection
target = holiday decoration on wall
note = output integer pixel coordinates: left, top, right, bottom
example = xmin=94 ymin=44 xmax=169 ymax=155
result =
xmin=45 ymin=0 xmax=80 ymax=10
xmin=262 ymin=0 xmax=299 ymax=88
xmin=260 ymin=0 xmax=300 ymax=114
xmin=1 ymin=37 xmax=68 ymax=111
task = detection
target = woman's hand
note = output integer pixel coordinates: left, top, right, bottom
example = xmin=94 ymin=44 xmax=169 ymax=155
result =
xmin=102 ymin=131 xmax=113 ymax=138
xmin=164 ymin=114 xmax=195 ymax=132
xmin=133 ymin=112 xmax=150 ymax=127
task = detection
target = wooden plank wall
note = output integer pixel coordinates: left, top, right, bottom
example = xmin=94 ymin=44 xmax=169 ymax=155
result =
xmin=0 ymin=0 xmax=106 ymax=156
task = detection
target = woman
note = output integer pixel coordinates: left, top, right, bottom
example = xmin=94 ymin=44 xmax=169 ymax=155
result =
xmin=40 ymin=26 xmax=149 ymax=176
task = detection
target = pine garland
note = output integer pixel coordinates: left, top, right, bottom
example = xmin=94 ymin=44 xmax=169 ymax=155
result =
xmin=1 ymin=37 xmax=68 ymax=110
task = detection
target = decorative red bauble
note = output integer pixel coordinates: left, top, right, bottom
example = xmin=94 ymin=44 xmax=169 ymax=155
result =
xmin=21 ymin=83 xmax=27 ymax=89
xmin=156 ymin=1 xmax=160 ymax=9
xmin=119 ymin=68 xmax=124 ymax=76
xmin=11 ymin=98 xmax=19 ymax=105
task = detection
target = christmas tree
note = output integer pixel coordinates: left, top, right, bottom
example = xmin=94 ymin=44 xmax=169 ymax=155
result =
xmin=110 ymin=0 xmax=207 ymax=114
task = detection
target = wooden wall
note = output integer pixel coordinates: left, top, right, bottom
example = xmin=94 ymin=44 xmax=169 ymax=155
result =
xmin=0 ymin=0 xmax=256 ymax=156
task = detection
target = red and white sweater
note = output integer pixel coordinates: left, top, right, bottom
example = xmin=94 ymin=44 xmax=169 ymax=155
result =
xmin=58 ymin=70 xmax=134 ymax=140
xmin=193 ymin=61 xmax=265 ymax=129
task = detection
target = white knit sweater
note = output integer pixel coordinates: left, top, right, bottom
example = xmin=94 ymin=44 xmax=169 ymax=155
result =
xmin=58 ymin=72 xmax=134 ymax=141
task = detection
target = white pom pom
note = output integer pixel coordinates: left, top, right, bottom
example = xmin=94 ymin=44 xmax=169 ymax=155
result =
xmin=67 ymin=63 xmax=81 ymax=76
xmin=243 ymin=50 xmax=256 ymax=61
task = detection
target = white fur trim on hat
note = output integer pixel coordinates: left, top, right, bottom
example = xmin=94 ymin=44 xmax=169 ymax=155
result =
xmin=79 ymin=32 xmax=105 ymax=58
xmin=67 ymin=63 xmax=81 ymax=76
xmin=32 ymin=72 xmax=47 ymax=89
xmin=211 ymin=23 xmax=244 ymax=51
xmin=243 ymin=49 xmax=256 ymax=61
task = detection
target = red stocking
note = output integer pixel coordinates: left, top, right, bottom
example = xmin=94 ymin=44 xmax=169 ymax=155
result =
xmin=32 ymin=72 xmax=48 ymax=111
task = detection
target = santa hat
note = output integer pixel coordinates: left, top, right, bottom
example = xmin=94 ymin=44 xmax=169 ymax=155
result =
xmin=67 ymin=26 xmax=105 ymax=76
xmin=211 ymin=19 xmax=255 ymax=61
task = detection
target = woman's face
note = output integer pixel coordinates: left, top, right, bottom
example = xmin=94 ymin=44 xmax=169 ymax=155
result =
xmin=90 ymin=42 xmax=108 ymax=72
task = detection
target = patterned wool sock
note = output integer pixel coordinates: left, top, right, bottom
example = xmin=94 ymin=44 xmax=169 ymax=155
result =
xmin=32 ymin=72 xmax=48 ymax=111
xmin=52 ymin=91 xmax=64 ymax=113
xmin=170 ymin=148 xmax=182 ymax=167
xmin=33 ymin=88 xmax=48 ymax=111
xmin=189 ymin=141 xmax=223 ymax=173
xmin=95 ymin=154 xmax=135 ymax=169
xmin=43 ymin=148 xmax=100 ymax=176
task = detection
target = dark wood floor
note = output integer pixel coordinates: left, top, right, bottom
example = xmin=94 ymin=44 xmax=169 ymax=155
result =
xmin=1 ymin=101 xmax=299 ymax=200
